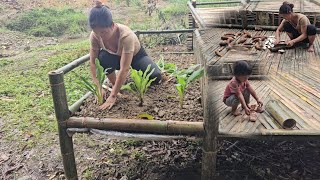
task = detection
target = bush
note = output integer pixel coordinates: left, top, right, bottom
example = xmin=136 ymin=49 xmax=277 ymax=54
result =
xmin=7 ymin=8 xmax=88 ymax=37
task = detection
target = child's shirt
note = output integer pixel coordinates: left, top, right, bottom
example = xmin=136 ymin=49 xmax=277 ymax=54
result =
xmin=223 ymin=77 xmax=251 ymax=102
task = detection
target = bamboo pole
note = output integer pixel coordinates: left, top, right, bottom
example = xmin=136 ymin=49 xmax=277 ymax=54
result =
xmin=260 ymin=128 xmax=320 ymax=136
xmin=195 ymin=0 xmax=261 ymax=6
xmin=134 ymin=29 xmax=194 ymax=35
xmin=49 ymin=71 xmax=78 ymax=180
xmin=69 ymin=92 xmax=92 ymax=115
xmin=206 ymin=23 xmax=320 ymax=33
xmin=201 ymin=72 xmax=219 ymax=179
xmin=67 ymin=117 xmax=204 ymax=135
xmin=56 ymin=54 xmax=90 ymax=75
xmin=188 ymin=1 xmax=206 ymax=28
xmin=209 ymin=75 xmax=267 ymax=80
xmin=89 ymin=129 xmax=193 ymax=141
xmin=265 ymin=100 xmax=297 ymax=129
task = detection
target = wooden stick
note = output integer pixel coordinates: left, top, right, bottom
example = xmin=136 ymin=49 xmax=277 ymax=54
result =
xmin=67 ymin=117 xmax=204 ymax=135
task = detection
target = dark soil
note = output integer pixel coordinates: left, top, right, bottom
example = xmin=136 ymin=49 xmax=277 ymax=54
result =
xmin=71 ymin=136 xmax=320 ymax=180
xmin=76 ymin=45 xmax=203 ymax=121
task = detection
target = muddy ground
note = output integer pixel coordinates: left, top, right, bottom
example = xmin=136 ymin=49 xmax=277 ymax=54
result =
xmin=1 ymin=132 xmax=320 ymax=179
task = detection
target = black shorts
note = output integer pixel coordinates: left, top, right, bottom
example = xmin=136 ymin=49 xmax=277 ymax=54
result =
xmin=98 ymin=46 xmax=162 ymax=84
xmin=283 ymin=21 xmax=316 ymax=43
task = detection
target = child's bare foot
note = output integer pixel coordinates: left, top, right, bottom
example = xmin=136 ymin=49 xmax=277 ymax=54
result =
xmin=232 ymin=109 xmax=242 ymax=116
xmin=249 ymin=112 xmax=258 ymax=122
xmin=308 ymin=44 xmax=314 ymax=52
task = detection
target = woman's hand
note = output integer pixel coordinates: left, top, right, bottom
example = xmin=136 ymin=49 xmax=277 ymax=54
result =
xmin=286 ymin=40 xmax=295 ymax=47
xmin=274 ymin=39 xmax=280 ymax=45
xmin=99 ymin=95 xmax=116 ymax=110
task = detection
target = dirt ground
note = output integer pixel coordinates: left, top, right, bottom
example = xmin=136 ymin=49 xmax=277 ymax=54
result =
xmin=1 ymin=131 xmax=320 ymax=179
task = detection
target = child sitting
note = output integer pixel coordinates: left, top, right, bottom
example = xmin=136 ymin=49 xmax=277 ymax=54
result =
xmin=223 ymin=60 xmax=263 ymax=116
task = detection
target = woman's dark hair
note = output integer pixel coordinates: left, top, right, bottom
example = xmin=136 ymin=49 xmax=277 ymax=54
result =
xmin=279 ymin=1 xmax=294 ymax=14
xmin=89 ymin=5 xmax=113 ymax=29
xmin=233 ymin=60 xmax=252 ymax=76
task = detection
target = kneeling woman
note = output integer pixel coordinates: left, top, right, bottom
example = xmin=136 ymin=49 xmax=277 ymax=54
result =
xmin=275 ymin=1 xmax=316 ymax=52
xmin=88 ymin=4 xmax=162 ymax=110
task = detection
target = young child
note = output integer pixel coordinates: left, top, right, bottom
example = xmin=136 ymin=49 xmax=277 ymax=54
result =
xmin=223 ymin=60 xmax=263 ymax=116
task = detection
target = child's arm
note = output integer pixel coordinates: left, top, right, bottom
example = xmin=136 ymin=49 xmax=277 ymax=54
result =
xmin=247 ymin=82 xmax=263 ymax=107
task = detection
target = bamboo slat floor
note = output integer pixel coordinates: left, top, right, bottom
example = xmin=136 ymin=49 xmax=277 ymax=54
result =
xmin=193 ymin=0 xmax=320 ymax=27
xmin=200 ymin=28 xmax=320 ymax=135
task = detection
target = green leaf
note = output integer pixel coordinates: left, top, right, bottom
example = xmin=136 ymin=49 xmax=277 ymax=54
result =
xmin=187 ymin=68 xmax=204 ymax=84
xmin=164 ymin=63 xmax=177 ymax=74
xmin=121 ymin=82 xmax=134 ymax=93
xmin=177 ymin=75 xmax=187 ymax=87
xmin=124 ymin=64 xmax=157 ymax=106
xmin=95 ymin=59 xmax=105 ymax=85
xmin=137 ymin=113 xmax=154 ymax=120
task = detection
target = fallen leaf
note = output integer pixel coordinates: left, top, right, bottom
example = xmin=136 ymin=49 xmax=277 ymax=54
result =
xmin=137 ymin=113 xmax=154 ymax=120
xmin=0 ymin=153 xmax=9 ymax=162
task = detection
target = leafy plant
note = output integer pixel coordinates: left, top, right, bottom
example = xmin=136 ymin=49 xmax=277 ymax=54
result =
xmin=175 ymin=65 xmax=204 ymax=108
xmin=156 ymin=56 xmax=177 ymax=74
xmin=76 ymin=59 xmax=106 ymax=105
xmin=121 ymin=64 xmax=157 ymax=106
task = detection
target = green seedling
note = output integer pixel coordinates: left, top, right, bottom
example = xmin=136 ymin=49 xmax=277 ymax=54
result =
xmin=173 ymin=64 xmax=201 ymax=78
xmin=121 ymin=64 xmax=157 ymax=106
xmin=76 ymin=59 xmax=107 ymax=105
xmin=175 ymin=65 xmax=204 ymax=108
xmin=156 ymin=56 xmax=177 ymax=74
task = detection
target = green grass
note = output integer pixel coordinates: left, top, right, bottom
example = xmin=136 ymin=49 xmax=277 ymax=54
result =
xmin=0 ymin=40 xmax=90 ymax=142
xmin=6 ymin=8 xmax=88 ymax=37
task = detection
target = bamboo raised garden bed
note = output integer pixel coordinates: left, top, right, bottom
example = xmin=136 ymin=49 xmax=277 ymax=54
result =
xmin=49 ymin=1 xmax=320 ymax=178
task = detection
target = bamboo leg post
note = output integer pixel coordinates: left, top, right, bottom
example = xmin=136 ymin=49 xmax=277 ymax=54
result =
xmin=201 ymin=73 xmax=219 ymax=179
xmin=187 ymin=0 xmax=197 ymax=51
xmin=49 ymin=71 xmax=78 ymax=180
xmin=241 ymin=10 xmax=248 ymax=29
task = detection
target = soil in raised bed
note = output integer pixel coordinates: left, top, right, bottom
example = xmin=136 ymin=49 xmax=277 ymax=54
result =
xmin=76 ymin=45 xmax=204 ymax=121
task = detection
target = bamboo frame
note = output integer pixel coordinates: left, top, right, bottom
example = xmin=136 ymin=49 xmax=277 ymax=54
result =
xmin=188 ymin=1 xmax=206 ymax=28
xmin=56 ymin=54 xmax=89 ymax=74
xmin=135 ymin=29 xmax=193 ymax=35
xmin=67 ymin=117 xmax=204 ymax=135
xmin=49 ymin=71 xmax=78 ymax=179
xmin=69 ymin=92 xmax=92 ymax=114
xmin=189 ymin=0 xmax=320 ymax=32
xmin=89 ymin=129 xmax=194 ymax=141
xmin=48 ymin=4 xmax=320 ymax=176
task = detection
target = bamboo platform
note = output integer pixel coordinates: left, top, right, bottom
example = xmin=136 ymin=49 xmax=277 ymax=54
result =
xmin=196 ymin=28 xmax=320 ymax=137
xmin=191 ymin=0 xmax=320 ymax=28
